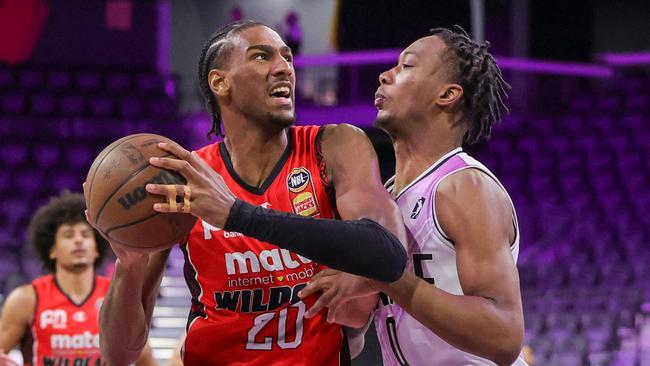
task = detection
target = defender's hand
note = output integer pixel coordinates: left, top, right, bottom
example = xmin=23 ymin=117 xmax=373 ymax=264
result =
xmin=299 ymin=269 xmax=378 ymax=323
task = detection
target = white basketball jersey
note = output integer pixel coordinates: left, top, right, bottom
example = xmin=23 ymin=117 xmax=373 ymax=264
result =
xmin=373 ymin=148 xmax=528 ymax=366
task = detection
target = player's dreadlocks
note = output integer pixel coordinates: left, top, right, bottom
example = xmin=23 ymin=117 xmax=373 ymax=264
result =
xmin=430 ymin=25 xmax=510 ymax=145
xmin=198 ymin=20 xmax=265 ymax=138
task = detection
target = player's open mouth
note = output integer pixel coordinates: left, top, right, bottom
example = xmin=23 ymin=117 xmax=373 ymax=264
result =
xmin=270 ymin=86 xmax=291 ymax=98
xmin=268 ymin=84 xmax=293 ymax=107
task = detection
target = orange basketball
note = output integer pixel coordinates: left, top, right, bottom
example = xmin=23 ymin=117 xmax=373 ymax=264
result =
xmin=85 ymin=133 xmax=197 ymax=251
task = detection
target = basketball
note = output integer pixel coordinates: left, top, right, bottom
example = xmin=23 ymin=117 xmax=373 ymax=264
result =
xmin=84 ymin=133 xmax=197 ymax=251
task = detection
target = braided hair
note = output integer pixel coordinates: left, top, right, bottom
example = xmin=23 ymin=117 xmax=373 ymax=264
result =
xmin=198 ymin=20 xmax=266 ymax=138
xmin=430 ymin=25 xmax=510 ymax=145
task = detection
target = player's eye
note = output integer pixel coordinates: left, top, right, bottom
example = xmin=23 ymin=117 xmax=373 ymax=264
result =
xmin=253 ymin=53 xmax=268 ymax=60
xmin=402 ymin=64 xmax=414 ymax=69
xmin=284 ymin=55 xmax=293 ymax=63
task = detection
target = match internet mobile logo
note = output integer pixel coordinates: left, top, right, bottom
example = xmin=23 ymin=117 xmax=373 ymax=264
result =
xmin=225 ymin=249 xmax=312 ymax=275
xmin=50 ymin=331 xmax=100 ymax=350
xmin=40 ymin=310 xmax=67 ymax=329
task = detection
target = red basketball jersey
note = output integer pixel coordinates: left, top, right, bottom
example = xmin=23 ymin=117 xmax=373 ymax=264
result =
xmin=181 ymin=126 xmax=349 ymax=365
xmin=22 ymin=274 xmax=109 ymax=366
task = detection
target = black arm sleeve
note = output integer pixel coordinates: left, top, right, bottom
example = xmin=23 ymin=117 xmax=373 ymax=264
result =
xmin=224 ymin=199 xmax=407 ymax=282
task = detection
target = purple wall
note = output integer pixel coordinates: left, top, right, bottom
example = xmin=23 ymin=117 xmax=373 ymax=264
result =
xmin=30 ymin=0 xmax=158 ymax=67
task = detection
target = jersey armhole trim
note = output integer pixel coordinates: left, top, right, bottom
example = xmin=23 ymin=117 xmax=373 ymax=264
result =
xmin=431 ymin=166 xmax=520 ymax=249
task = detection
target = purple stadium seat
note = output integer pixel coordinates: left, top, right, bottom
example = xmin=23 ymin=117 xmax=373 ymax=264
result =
xmin=88 ymin=95 xmax=115 ymax=118
xmin=31 ymin=93 xmax=57 ymax=115
xmin=147 ymin=96 xmax=176 ymax=119
xmin=52 ymin=173 xmax=80 ymax=192
xmin=0 ymin=199 xmax=29 ymax=226
xmin=549 ymin=349 xmax=585 ymax=366
xmin=17 ymin=68 xmax=43 ymax=89
xmin=118 ymin=94 xmax=145 ymax=119
xmin=14 ymin=171 xmax=44 ymax=194
xmin=0 ymin=66 xmax=14 ymax=89
xmin=135 ymin=72 xmax=163 ymax=95
xmin=0 ymin=143 xmax=28 ymax=166
xmin=624 ymin=95 xmax=648 ymax=111
xmin=33 ymin=144 xmax=61 ymax=169
xmin=105 ymin=72 xmax=131 ymax=93
xmin=60 ymin=94 xmax=85 ymax=116
xmin=64 ymin=145 xmax=93 ymax=170
xmin=529 ymin=333 xmax=555 ymax=359
xmin=76 ymin=70 xmax=102 ymax=92
xmin=620 ymin=114 xmax=644 ymax=131
xmin=1 ymin=92 xmax=27 ymax=114
xmin=596 ymin=95 xmax=620 ymax=113
xmin=47 ymin=70 xmax=73 ymax=91
xmin=569 ymin=95 xmax=593 ymax=112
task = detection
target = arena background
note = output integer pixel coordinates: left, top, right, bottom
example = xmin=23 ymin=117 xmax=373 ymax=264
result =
xmin=1 ymin=0 xmax=650 ymax=365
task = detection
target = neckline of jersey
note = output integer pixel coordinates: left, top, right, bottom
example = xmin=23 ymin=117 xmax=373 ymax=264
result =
xmin=218 ymin=127 xmax=293 ymax=196
xmin=53 ymin=275 xmax=97 ymax=308
xmin=387 ymin=147 xmax=463 ymax=201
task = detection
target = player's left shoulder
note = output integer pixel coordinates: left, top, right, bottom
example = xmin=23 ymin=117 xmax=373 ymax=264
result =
xmin=319 ymin=123 xmax=367 ymax=144
xmin=439 ymin=167 xmax=508 ymax=205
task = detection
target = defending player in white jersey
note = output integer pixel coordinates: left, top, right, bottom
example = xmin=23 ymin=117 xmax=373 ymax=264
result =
xmin=301 ymin=26 xmax=528 ymax=365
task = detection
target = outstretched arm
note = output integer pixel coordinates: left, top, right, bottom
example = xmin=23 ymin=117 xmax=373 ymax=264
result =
xmin=373 ymin=169 xmax=524 ymax=365
xmin=99 ymin=245 xmax=170 ymax=366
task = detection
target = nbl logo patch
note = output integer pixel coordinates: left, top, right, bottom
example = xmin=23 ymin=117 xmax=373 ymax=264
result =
xmin=286 ymin=167 xmax=321 ymax=217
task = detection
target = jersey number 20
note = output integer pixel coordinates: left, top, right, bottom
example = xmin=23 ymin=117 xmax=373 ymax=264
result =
xmin=246 ymin=302 xmax=306 ymax=350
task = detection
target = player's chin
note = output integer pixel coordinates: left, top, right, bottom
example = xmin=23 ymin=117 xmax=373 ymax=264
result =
xmin=374 ymin=111 xmax=394 ymax=129
xmin=268 ymin=111 xmax=295 ymax=127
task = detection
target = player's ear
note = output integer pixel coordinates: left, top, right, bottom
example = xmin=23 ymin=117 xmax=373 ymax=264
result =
xmin=208 ymin=69 xmax=230 ymax=97
xmin=436 ymin=84 xmax=463 ymax=108
xmin=49 ymin=249 xmax=56 ymax=260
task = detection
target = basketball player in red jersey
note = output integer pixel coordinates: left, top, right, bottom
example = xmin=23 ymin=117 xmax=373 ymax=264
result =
xmin=0 ymin=192 xmax=157 ymax=366
xmin=96 ymin=21 xmax=407 ymax=366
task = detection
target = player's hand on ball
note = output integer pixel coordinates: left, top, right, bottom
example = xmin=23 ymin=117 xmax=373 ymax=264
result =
xmin=83 ymin=181 xmax=150 ymax=264
xmin=146 ymin=141 xmax=236 ymax=228
xmin=299 ymin=269 xmax=378 ymax=323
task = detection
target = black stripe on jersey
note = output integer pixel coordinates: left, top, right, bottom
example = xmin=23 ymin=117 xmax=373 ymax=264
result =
xmin=180 ymin=243 xmax=206 ymax=325
xmin=393 ymin=151 xmax=461 ymax=201
xmin=53 ymin=275 xmax=97 ymax=307
xmin=20 ymin=321 xmax=34 ymax=364
xmin=340 ymin=328 xmax=352 ymax=366
xmin=219 ymin=128 xmax=293 ymax=196
xmin=432 ymin=209 xmax=455 ymax=245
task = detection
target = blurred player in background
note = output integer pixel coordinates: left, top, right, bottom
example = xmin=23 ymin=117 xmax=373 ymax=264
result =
xmin=0 ymin=191 xmax=157 ymax=366
xmin=97 ymin=20 xmax=407 ymax=366
xmin=302 ymin=26 xmax=528 ymax=365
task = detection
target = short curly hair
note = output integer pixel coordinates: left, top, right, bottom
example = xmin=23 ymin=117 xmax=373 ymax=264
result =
xmin=429 ymin=25 xmax=510 ymax=145
xmin=28 ymin=191 xmax=107 ymax=273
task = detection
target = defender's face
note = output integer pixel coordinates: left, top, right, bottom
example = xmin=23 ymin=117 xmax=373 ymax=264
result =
xmin=375 ymin=36 xmax=450 ymax=133
xmin=50 ymin=222 xmax=98 ymax=272
xmin=225 ymin=26 xmax=296 ymax=127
